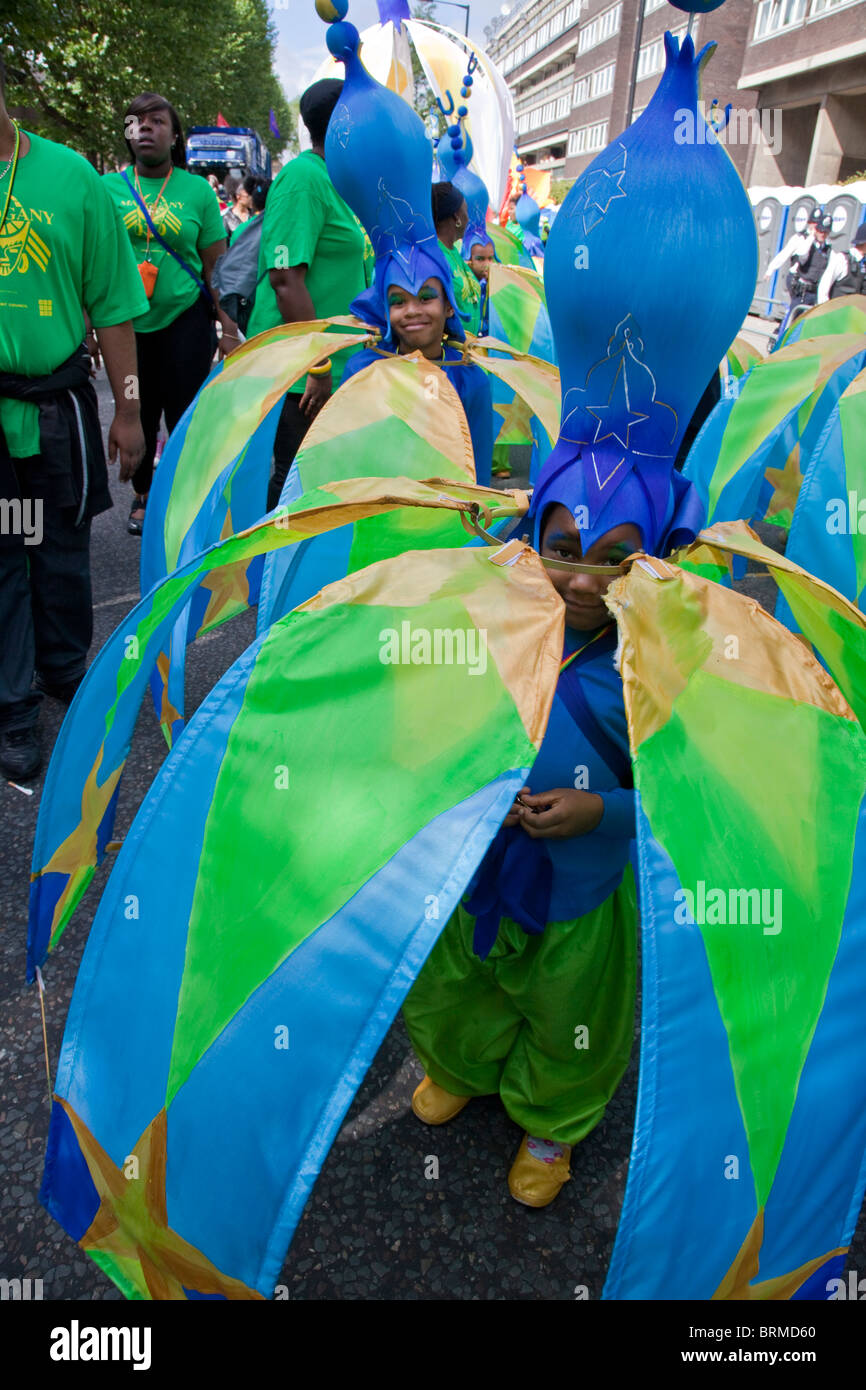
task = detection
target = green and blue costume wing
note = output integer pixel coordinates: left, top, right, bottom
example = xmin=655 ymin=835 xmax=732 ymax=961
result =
xmin=139 ymin=321 xmax=371 ymax=743
xmin=36 ymin=537 xmax=563 ymax=1300
xmin=684 ymin=333 xmax=866 ymax=532
xmin=28 ymin=483 xmax=525 ymax=975
xmin=486 ymin=263 xmax=556 ymax=480
xmin=604 ymin=529 xmax=866 ymax=1300
xmin=776 ymin=293 xmax=866 ymax=350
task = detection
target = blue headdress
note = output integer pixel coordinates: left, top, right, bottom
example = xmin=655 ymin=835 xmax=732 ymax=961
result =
xmin=528 ymin=32 xmax=757 ymax=557
xmin=322 ymin=17 xmax=463 ymax=344
xmin=515 ymin=193 xmax=544 ymax=258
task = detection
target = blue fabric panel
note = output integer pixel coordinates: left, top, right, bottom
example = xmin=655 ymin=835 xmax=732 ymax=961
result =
xmin=777 ymin=405 xmax=860 ymax=632
xmin=163 ymin=771 xmax=525 ymax=1294
xmin=40 ymin=1100 xmax=101 ymax=1242
xmin=604 ymin=800 xmax=755 ymax=1300
xmin=42 ymin=643 xmax=259 ymax=1159
xmin=759 ymin=799 xmax=866 ymax=1279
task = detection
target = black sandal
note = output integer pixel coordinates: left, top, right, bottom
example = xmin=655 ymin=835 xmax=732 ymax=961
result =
xmin=128 ymin=496 xmax=147 ymax=536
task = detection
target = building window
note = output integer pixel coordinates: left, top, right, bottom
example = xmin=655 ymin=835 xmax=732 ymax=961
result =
xmin=754 ymin=0 xmax=806 ymax=38
xmin=573 ymin=60 xmax=617 ymax=106
xmin=637 ymin=28 xmax=685 ymax=79
xmin=809 ymin=0 xmax=857 ymax=13
xmin=567 ymin=120 xmax=609 ymax=156
xmin=644 ymin=0 xmax=666 ymax=11
xmin=577 ymin=3 xmax=622 ymax=55
xmin=593 ymin=61 xmax=616 ymax=97
xmin=636 ymin=36 xmax=663 ymax=79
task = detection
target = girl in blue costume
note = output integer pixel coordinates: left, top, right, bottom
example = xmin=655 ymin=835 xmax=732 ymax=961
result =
xmin=403 ymin=451 xmax=703 ymax=1207
xmin=322 ymin=20 xmax=494 ymax=489
xmin=340 ymin=274 xmax=493 ymax=487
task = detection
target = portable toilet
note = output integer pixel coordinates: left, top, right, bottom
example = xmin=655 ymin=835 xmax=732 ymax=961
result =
xmin=825 ymin=182 xmax=866 ymax=253
xmin=750 ymin=192 xmax=787 ymax=318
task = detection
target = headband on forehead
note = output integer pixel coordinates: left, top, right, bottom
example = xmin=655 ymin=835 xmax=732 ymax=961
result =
xmin=528 ymin=441 xmax=705 ymax=557
xmin=323 ymin=23 xmax=463 ymax=345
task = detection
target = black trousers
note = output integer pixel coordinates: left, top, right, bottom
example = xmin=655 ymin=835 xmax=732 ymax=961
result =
xmin=267 ymin=393 xmax=312 ymax=510
xmin=0 ymin=456 xmax=92 ymax=731
xmin=132 ymin=296 xmax=216 ymax=497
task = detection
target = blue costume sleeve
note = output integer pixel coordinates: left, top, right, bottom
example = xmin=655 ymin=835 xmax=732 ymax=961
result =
xmin=597 ymin=786 xmax=636 ymax=840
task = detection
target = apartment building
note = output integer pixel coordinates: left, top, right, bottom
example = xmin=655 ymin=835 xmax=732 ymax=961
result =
xmin=486 ymin=0 xmax=865 ymax=185
xmin=738 ymin=0 xmax=866 ymax=184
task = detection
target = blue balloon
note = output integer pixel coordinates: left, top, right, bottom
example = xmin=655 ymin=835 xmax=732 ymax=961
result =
xmin=536 ymin=31 xmax=757 ymax=555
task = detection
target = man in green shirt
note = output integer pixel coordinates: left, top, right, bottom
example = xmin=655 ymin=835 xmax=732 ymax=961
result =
xmin=244 ymin=80 xmax=367 ymax=509
xmin=0 ymin=60 xmax=146 ymax=781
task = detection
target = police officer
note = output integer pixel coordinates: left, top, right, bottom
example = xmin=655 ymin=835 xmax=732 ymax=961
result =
xmin=786 ymin=214 xmax=832 ymax=309
xmin=818 ymin=222 xmax=866 ymax=303
xmin=764 ymin=205 xmax=821 ymax=282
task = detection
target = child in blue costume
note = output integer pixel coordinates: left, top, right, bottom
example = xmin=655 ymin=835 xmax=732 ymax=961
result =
xmin=403 ymin=450 xmax=703 ymax=1207
xmin=341 ymin=276 xmax=493 ymax=487
xmin=320 ymin=21 xmax=494 ymax=490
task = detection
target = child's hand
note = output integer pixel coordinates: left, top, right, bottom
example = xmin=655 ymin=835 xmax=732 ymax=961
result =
xmin=517 ymin=788 xmax=604 ymax=839
xmin=503 ymin=786 xmax=532 ymax=827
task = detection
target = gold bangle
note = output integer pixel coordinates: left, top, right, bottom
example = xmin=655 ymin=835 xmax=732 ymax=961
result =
xmin=307 ymin=358 xmax=332 ymax=378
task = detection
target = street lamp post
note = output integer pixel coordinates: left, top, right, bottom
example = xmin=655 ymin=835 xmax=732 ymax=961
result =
xmin=428 ymin=1 xmax=471 ymax=36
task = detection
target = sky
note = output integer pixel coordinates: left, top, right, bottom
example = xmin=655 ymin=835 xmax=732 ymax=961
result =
xmin=271 ymin=0 xmax=511 ymax=100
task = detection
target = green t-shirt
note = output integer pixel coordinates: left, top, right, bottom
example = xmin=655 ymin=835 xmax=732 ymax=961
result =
xmin=442 ymin=240 xmax=482 ymax=337
xmin=246 ymin=150 xmax=367 ymax=391
xmin=103 ymin=166 xmax=225 ymax=333
xmin=0 ymin=132 xmax=149 ymax=458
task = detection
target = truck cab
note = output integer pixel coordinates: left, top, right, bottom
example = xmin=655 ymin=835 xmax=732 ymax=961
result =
xmin=185 ymin=126 xmax=272 ymax=183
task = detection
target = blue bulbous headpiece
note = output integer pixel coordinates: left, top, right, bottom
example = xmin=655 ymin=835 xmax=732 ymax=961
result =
xmin=436 ymin=99 xmax=494 ymax=265
xmin=455 ymin=162 xmax=493 ymax=263
xmin=515 ymin=193 xmax=544 ymax=257
xmin=531 ymin=32 xmax=757 ymax=557
xmin=324 ymin=21 xmax=463 ymax=344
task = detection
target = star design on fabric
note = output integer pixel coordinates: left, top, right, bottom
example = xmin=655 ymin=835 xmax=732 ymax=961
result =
xmin=371 ymin=182 xmax=428 ymax=257
xmin=586 ymin=359 xmax=648 ymax=449
xmin=764 ymin=445 xmax=804 ymax=523
xmin=197 ymin=548 xmax=251 ymax=633
xmin=57 ymin=1097 xmax=264 ymax=1300
xmin=581 ymin=145 xmax=627 ymax=235
xmin=39 ymin=744 xmax=125 ymax=947
xmin=712 ymin=1208 xmax=846 ymax=1302
xmin=493 ymin=392 xmax=535 ymax=446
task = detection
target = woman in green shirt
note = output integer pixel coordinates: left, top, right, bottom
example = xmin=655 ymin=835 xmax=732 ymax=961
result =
xmin=104 ymin=93 xmax=232 ymax=534
xmin=432 ymin=181 xmax=482 ymax=339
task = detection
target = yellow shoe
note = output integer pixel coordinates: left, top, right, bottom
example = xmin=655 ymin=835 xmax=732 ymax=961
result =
xmin=508 ymin=1134 xmax=572 ymax=1208
xmin=411 ymin=1075 xmax=471 ymax=1125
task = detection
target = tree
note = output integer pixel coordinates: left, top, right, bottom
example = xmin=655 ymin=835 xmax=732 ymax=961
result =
xmin=5 ymin=0 xmax=294 ymax=166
